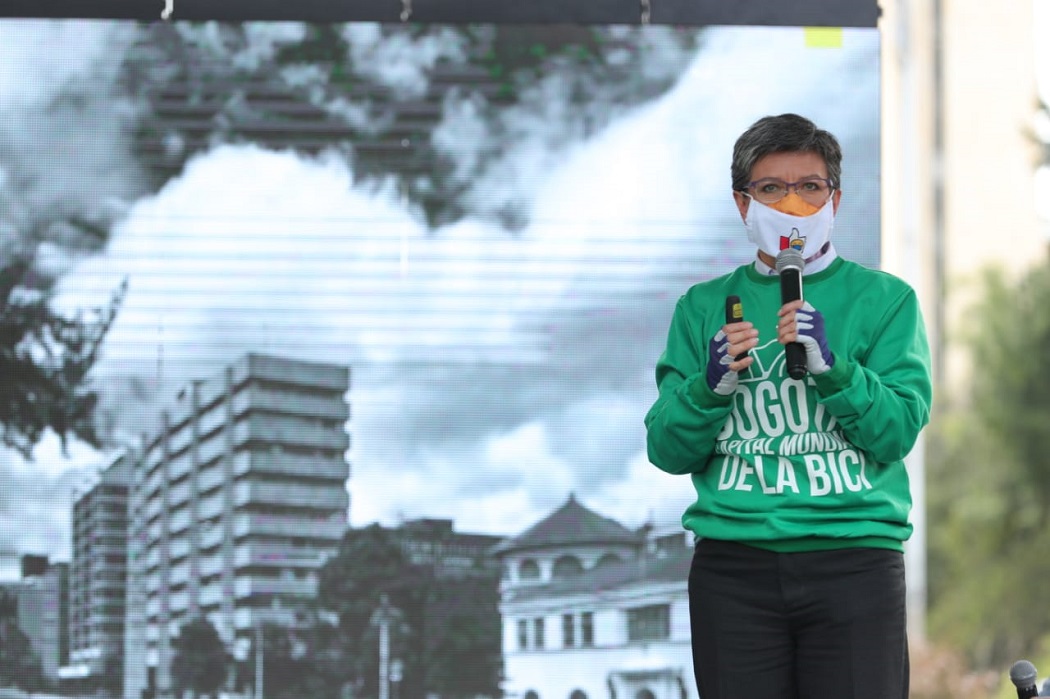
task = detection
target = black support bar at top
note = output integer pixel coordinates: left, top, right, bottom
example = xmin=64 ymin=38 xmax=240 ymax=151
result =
xmin=0 ymin=0 xmax=881 ymax=27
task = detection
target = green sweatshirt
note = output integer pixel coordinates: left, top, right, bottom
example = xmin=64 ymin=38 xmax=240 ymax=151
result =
xmin=644 ymin=257 xmax=933 ymax=552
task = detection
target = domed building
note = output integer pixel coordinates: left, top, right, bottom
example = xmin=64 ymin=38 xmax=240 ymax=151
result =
xmin=493 ymin=494 xmax=695 ymax=699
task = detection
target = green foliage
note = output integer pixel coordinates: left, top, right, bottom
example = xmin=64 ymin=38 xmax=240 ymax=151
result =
xmin=927 ymin=262 xmax=1050 ymax=668
xmin=422 ymin=573 xmax=503 ymax=699
xmin=258 ymin=622 xmax=300 ymax=698
xmin=318 ymin=525 xmax=414 ymax=641
xmin=318 ymin=525 xmax=423 ymax=697
xmin=317 ymin=524 xmax=503 ymax=698
xmin=0 ymin=260 xmax=124 ymax=459
xmin=0 ymin=620 xmax=44 ymax=692
xmin=170 ymin=616 xmax=229 ymax=699
xmin=245 ymin=619 xmax=346 ymax=699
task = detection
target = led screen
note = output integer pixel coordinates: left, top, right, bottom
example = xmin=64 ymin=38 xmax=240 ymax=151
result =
xmin=0 ymin=17 xmax=879 ymax=698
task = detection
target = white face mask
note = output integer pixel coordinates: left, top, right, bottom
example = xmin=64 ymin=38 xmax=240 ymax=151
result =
xmin=744 ymin=197 xmax=836 ymax=262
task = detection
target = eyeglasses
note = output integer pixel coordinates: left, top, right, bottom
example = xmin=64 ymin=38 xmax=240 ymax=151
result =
xmin=742 ymin=177 xmax=835 ymax=206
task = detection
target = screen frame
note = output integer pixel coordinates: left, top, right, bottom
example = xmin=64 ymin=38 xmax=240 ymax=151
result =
xmin=0 ymin=0 xmax=880 ymax=27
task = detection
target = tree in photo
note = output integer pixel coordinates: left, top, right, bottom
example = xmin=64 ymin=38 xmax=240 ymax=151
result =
xmin=170 ymin=616 xmax=229 ymax=699
xmin=242 ymin=616 xmax=345 ymax=699
xmin=255 ymin=622 xmax=302 ymax=699
xmin=926 ymin=260 xmax=1050 ymax=668
xmin=288 ymin=616 xmax=347 ymax=699
xmin=0 ymin=255 xmax=124 ymax=459
xmin=318 ymin=524 xmax=504 ymax=698
xmin=2 ymin=47 xmax=138 ymax=459
xmin=423 ymin=570 xmax=503 ymax=699
xmin=0 ymin=591 xmax=44 ymax=693
xmin=318 ymin=524 xmax=424 ymax=698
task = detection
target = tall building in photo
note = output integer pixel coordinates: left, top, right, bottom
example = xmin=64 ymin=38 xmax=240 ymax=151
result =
xmin=123 ymin=353 xmax=351 ymax=699
xmin=60 ymin=453 xmax=132 ymax=692
xmin=495 ymin=495 xmax=694 ymax=699
xmin=16 ymin=557 xmax=70 ymax=684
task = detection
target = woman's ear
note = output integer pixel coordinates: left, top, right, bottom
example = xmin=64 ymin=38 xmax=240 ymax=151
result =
xmin=733 ymin=191 xmax=750 ymax=222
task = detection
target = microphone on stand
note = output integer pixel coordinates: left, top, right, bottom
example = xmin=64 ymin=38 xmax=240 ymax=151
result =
xmin=1009 ymin=659 xmax=1039 ymax=699
xmin=775 ymin=248 xmax=808 ymax=380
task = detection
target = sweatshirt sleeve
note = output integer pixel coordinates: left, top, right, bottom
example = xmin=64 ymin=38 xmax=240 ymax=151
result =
xmin=644 ymin=297 xmax=734 ymax=475
xmin=811 ymin=285 xmax=933 ymax=464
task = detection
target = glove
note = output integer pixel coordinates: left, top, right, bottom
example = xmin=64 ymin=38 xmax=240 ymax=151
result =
xmin=795 ymin=302 xmax=835 ymax=375
xmin=705 ymin=329 xmax=739 ymax=396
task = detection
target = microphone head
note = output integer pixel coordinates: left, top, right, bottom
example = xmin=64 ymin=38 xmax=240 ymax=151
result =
xmin=1009 ymin=659 xmax=1038 ymax=688
xmin=775 ymin=248 xmax=805 ymax=274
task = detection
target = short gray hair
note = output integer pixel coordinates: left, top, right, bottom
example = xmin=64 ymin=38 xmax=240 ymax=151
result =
xmin=730 ymin=114 xmax=843 ymax=191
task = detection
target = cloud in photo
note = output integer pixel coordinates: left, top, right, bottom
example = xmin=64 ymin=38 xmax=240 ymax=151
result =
xmin=2 ymin=24 xmax=882 ymax=568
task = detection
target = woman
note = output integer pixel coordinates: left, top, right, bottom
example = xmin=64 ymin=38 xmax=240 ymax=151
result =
xmin=644 ymin=113 xmax=932 ymax=699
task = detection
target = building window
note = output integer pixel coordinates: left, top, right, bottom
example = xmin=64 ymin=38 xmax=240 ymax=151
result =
xmin=552 ymin=555 xmax=583 ymax=579
xmin=626 ymin=604 xmax=670 ymax=642
xmin=562 ymin=614 xmax=575 ymax=648
xmin=519 ymin=559 xmax=540 ymax=581
xmin=581 ymin=611 xmax=594 ymax=647
xmin=533 ymin=617 xmax=545 ymax=649
xmin=517 ymin=619 xmax=528 ymax=650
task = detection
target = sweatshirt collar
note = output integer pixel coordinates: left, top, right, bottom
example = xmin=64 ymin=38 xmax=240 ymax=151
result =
xmin=746 ymin=251 xmax=845 ymax=284
xmin=753 ymin=241 xmax=839 ymax=277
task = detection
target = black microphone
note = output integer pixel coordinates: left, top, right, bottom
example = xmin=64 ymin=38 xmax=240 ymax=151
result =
xmin=775 ymin=248 xmax=807 ymax=380
xmin=724 ymin=295 xmax=748 ymax=361
xmin=1009 ymin=659 xmax=1039 ymax=699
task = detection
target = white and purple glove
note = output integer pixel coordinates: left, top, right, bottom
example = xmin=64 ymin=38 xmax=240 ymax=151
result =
xmin=706 ymin=330 xmax=739 ymax=396
xmin=795 ymin=302 xmax=835 ymax=375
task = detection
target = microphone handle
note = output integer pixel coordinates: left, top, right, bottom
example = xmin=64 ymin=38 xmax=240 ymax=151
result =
xmin=779 ymin=267 xmax=808 ymax=380
xmin=785 ymin=343 xmax=808 ymax=380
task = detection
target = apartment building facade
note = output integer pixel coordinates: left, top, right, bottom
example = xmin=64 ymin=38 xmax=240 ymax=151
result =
xmin=123 ymin=353 xmax=351 ymax=699
xmin=60 ymin=453 xmax=132 ymax=691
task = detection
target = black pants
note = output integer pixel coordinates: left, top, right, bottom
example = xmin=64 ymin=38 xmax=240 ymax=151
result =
xmin=688 ymin=539 xmax=909 ymax=699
